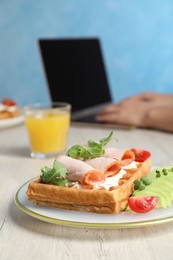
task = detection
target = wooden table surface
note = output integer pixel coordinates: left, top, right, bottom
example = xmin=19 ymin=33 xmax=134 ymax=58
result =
xmin=0 ymin=123 xmax=173 ymax=260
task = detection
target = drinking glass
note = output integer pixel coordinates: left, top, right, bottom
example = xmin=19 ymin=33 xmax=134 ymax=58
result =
xmin=24 ymin=102 xmax=71 ymax=158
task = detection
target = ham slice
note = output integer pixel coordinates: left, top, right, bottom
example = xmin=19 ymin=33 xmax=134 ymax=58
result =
xmin=56 ymin=155 xmax=105 ymax=186
xmin=86 ymin=157 xmax=122 ymax=177
xmin=121 ymin=150 xmax=135 ymax=166
xmin=103 ymin=147 xmax=135 ymax=166
xmin=103 ymin=147 xmax=126 ymax=160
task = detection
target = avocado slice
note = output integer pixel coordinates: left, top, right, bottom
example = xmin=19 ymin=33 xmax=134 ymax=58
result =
xmin=132 ymin=166 xmax=173 ymax=208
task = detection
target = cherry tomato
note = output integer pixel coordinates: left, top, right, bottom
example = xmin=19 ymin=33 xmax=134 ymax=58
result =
xmin=130 ymin=148 xmax=151 ymax=162
xmin=128 ymin=196 xmax=158 ymax=213
xmin=2 ymin=98 xmax=16 ymax=106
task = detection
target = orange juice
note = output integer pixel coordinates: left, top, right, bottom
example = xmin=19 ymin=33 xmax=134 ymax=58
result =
xmin=24 ymin=102 xmax=71 ymax=158
xmin=25 ymin=111 xmax=70 ymax=155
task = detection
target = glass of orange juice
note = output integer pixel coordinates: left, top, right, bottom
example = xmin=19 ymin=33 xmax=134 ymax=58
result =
xmin=24 ymin=102 xmax=71 ymax=158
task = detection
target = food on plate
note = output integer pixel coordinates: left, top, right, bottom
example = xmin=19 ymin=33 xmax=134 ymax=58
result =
xmin=131 ymin=166 xmax=173 ymax=208
xmin=128 ymin=196 xmax=158 ymax=213
xmin=0 ymin=98 xmax=20 ymax=120
xmin=130 ymin=148 xmax=151 ymax=162
xmin=26 ymin=132 xmax=153 ymax=214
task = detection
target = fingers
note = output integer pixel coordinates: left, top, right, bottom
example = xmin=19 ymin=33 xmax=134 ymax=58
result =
xmin=96 ymin=111 xmax=119 ymax=123
xmin=96 ymin=99 xmax=150 ymax=126
xmin=98 ymin=103 xmax=120 ymax=114
xmin=123 ymin=92 xmax=153 ymax=102
xmin=96 ymin=106 xmax=133 ymax=125
xmin=99 ymin=106 xmax=119 ymax=114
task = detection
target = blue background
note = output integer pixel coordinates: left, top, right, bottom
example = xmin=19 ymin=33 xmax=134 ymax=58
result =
xmin=0 ymin=0 xmax=173 ymax=106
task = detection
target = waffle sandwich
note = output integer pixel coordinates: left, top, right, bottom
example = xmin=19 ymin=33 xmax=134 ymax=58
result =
xmin=0 ymin=98 xmax=20 ymax=120
xmin=27 ymin=159 xmax=151 ymax=214
xmin=26 ymin=134 xmax=152 ymax=214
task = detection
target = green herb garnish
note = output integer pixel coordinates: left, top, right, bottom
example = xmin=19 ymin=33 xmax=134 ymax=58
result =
xmin=66 ymin=131 xmax=114 ymax=159
xmin=40 ymin=160 xmax=68 ymax=186
xmin=132 ymin=166 xmax=173 ymax=208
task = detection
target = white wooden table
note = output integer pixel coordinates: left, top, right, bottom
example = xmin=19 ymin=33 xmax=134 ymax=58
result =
xmin=0 ymin=123 xmax=173 ymax=260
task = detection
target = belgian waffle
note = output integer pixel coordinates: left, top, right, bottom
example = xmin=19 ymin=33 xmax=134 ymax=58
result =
xmin=26 ymin=159 xmax=152 ymax=214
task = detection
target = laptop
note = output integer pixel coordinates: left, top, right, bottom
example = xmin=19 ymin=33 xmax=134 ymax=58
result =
xmin=38 ymin=38 xmax=113 ymax=126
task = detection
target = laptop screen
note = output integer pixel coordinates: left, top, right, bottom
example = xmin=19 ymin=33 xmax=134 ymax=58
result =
xmin=38 ymin=38 xmax=112 ymax=114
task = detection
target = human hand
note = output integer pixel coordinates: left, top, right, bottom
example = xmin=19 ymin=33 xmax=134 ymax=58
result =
xmin=96 ymin=98 xmax=153 ymax=127
xmin=127 ymin=92 xmax=173 ymax=106
xmin=96 ymin=92 xmax=173 ymax=131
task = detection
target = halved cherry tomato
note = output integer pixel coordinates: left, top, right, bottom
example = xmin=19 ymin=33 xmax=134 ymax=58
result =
xmin=2 ymin=98 xmax=16 ymax=106
xmin=128 ymin=196 xmax=158 ymax=213
xmin=130 ymin=148 xmax=151 ymax=162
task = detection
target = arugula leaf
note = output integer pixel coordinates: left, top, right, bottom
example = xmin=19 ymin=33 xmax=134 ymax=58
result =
xmin=40 ymin=160 xmax=68 ymax=186
xmin=66 ymin=131 xmax=114 ymax=159
xmin=99 ymin=131 xmax=114 ymax=146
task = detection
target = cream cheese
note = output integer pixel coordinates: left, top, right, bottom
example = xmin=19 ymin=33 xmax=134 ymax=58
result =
xmin=66 ymin=181 xmax=81 ymax=189
xmin=99 ymin=161 xmax=138 ymax=190
xmin=0 ymin=103 xmax=6 ymax=112
xmin=6 ymin=105 xmax=18 ymax=112
xmin=98 ymin=168 xmax=127 ymax=189
xmin=123 ymin=161 xmax=138 ymax=170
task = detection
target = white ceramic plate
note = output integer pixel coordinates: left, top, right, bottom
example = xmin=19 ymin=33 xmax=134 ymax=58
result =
xmin=0 ymin=115 xmax=24 ymax=129
xmin=15 ymin=179 xmax=173 ymax=229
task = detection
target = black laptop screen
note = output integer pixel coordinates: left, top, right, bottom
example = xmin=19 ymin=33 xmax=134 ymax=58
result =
xmin=38 ymin=38 xmax=112 ymax=113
